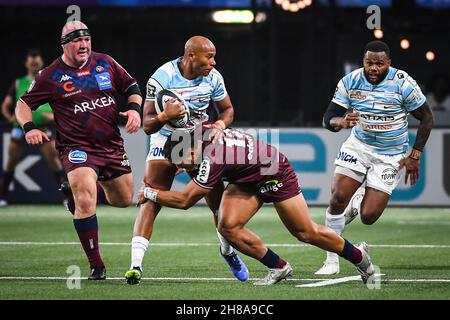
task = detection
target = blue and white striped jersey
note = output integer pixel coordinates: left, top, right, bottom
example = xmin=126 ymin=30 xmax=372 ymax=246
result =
xmin=146 ymin=57 xmax=228 ymax=136
xmin=332 ymin=67 xmax=426 ymax=155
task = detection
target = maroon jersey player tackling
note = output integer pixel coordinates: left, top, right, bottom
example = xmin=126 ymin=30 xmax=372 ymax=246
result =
xmin=15 ymin=21 xmax=142 ymax=280
xmin=137 ymin=124 xmax=377 ymax=286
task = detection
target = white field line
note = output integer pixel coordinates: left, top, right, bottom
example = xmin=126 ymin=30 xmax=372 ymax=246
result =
xmin=1 ymin=242 xmax=450 ymax=248
xmin=0 ymin=276 xmax=450 ymax=284
xmin=296 ymin=275 xmax=361 ymax=287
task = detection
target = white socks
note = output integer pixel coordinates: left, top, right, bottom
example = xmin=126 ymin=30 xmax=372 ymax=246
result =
xmin=216 ymin=228 xmax=234 ymax=255
xmin=131 ymin=236 xmax=149 ymax=269
xmin=325 ymin=209 xmax=346 ymax=263
xmin=214 ymin=209 xmax=234 ymax=256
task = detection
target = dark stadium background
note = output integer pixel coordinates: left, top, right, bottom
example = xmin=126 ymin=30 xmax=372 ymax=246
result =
xmin=1 ymin=0 xmax=449 ymax=205
xmin=0 ymin=0 xmax=449 ymax=126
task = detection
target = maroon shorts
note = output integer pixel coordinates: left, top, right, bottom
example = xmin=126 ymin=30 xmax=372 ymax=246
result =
xmin=59 ymin=147 xmax=132 ymax=181
xmin=254 ymin=155 xmax=301 ymax=203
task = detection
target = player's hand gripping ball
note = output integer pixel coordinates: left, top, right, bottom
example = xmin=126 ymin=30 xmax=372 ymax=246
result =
xmin=155 ymin=89 xmax=190 ymax=128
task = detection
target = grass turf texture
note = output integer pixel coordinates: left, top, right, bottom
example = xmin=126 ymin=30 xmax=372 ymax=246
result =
xmin=0 ymin=205 xmax=449 ymax=300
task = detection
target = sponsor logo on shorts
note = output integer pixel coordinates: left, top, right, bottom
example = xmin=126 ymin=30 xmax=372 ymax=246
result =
xmin=260 ymin=179 xmax=284 ymax=193
xmin=149 ymin=147 xmax=164 ymax=158
xmin=68 ymin=150 xmax=87 ymax=164
xmin=95 ymin=72 xmax=112 ymax=90
xmin=121 ymin=153 xmax=130 ymax=167
xmin=196 ymin=158 xmax=211 ymax=184
xmin=381 ymin=168 xmax=397 ymax=186
xmin=336 ymin=152 xmax=358 ymax=164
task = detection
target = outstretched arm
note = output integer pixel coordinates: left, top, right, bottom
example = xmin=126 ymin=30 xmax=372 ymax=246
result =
xmin=137 ymin=180 xmax=210 ymax=210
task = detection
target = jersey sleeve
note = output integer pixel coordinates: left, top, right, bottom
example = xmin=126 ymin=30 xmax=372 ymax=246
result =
xmin=192 ymin=157 xmax=224 ymax=189
xmin=400 ymin=74 xmax=426 ymax=112
xmin=211 ymin=69 xmax=227 ymax=102
xmin=331 ymin=78 xmax=350 ymax=109
xmin=108 ymin=56 xmax=137 ymax=94
xmin=145 ymin=67 xmax=171 ymax=101
xmin=19 ymin=69 xmax=53 ymax=111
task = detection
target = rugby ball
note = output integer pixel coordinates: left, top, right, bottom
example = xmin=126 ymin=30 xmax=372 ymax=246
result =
xmin=155 ymin=89 xmax=190 ymax=128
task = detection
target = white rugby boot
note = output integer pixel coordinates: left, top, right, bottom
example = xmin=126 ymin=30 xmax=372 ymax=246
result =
xmin=355 ymin=242 xmax=375 ymax=285
xmin=253 ymin=262 xmax=293 ymax=285
xmin=315 ymin=252 xmax=340 ymax=275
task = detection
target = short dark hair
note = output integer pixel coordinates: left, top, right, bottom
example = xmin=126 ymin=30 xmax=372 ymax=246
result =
xmin=364 ymin=41 xmax=390 ymax=58
xmin=25 ymin=48 xmax=42 ymax=59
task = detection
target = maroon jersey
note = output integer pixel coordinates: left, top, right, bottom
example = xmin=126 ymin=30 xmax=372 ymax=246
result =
xmin=20 ymin=51 xmax=137 ymax=154
xmin=192 ymin=128 xmax=301 ymax=203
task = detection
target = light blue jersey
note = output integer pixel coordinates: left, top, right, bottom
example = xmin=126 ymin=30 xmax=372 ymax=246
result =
xmin=332 ymin=67 xmax=426 ymax=155
xmin=146 ymin=57 xmax=228 ymax=136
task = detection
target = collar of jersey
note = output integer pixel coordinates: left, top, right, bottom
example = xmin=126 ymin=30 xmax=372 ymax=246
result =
xmin=59 ymin=53 xmax=92 ymax=71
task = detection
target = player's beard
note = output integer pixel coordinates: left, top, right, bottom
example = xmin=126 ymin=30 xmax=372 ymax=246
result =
xmin=364 ymin=69 xmax=388 ymax=84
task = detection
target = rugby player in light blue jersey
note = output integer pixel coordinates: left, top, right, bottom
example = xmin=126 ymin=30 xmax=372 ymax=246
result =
xmin=315 ymin=41 xmax=434 ymax=275
xmin=125 ymin=36 xmax=248 ymax=284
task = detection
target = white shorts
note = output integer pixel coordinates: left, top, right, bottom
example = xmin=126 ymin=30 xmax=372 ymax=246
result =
xmin=334 ymin=134 xmax=406 ymax=195
xmin=146 ymin=132 xmax=168 ymax=161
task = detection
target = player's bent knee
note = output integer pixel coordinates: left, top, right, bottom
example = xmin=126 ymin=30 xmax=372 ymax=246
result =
xmin=109 ymin=193 xmax=133 ymax=208
xmin=295 ymin=227 xmax=320 ymax=244
xmin=360 ymin=214 xmax=378 ymax=225
xmin=218 ymin=222 xmax=240 ymax=239
xmin=329 ymin=190 xmax=349 ymax=211
xmin=74 ymin=194 xmax=96 ymax=214
xmin=360 ymin=208 xmax=383 ymax=225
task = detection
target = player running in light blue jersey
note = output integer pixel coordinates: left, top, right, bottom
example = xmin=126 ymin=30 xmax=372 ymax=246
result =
xmin=125 ymin=36 xmax=248 ymax=284
xmin=315 ymin=41 xmax=434 ymax=275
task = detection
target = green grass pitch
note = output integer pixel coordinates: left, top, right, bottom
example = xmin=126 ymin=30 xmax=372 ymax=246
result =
xmin=0 ymin=205 xmax=449 ymax=300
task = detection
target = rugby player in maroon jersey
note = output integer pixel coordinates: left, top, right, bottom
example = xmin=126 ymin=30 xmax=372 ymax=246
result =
xmin=15 ymin=21 xmax=142 ymax=280
xmin=136 ymin=124 xmax=377 ymax=286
